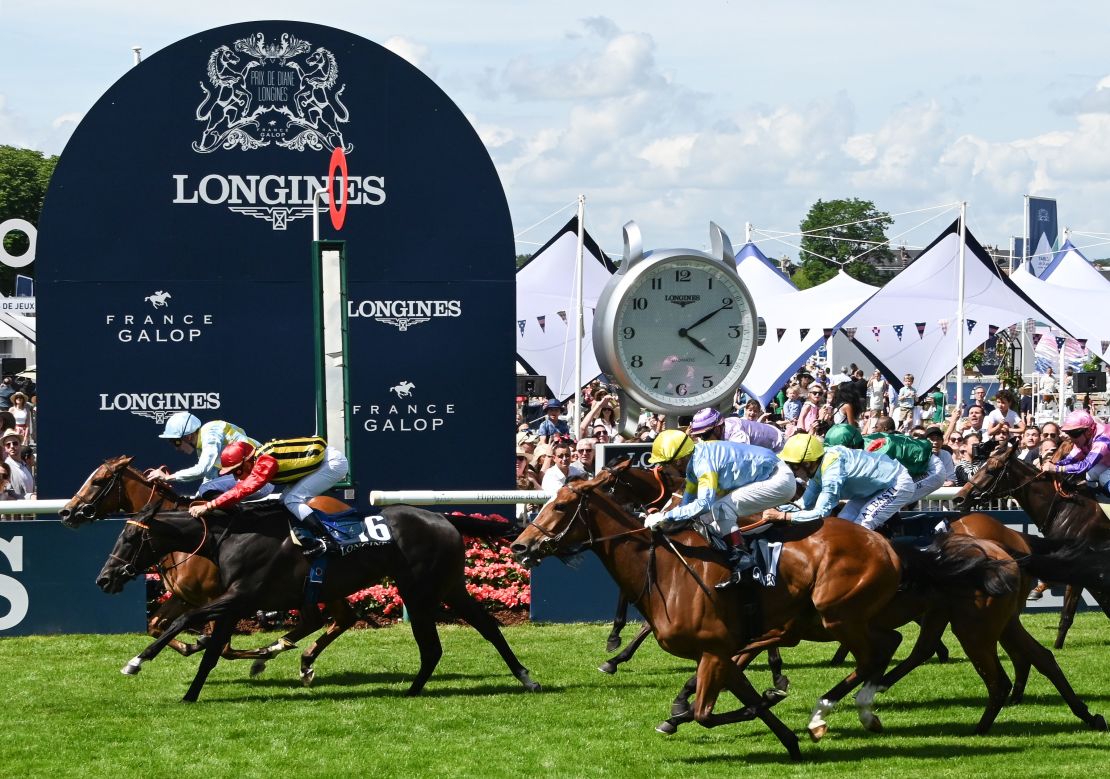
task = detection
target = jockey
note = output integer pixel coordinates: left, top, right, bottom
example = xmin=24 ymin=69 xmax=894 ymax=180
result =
xmin=644 ymin=429 xmax=797 ymax=588
xmin=146 ymin=411 xmax=274 ymax=500
xmin=688 ymin=406 xmax=787 ymax=452
xmin=767 ymin=432 xmax=915 ymax=533
xmin=825 ymin=423 xmax=947 ymax=506
xmin=189 ymin=436 xmax=349 ymax=557
xmin=1041 ymin=410 xmax=1110 ymax=493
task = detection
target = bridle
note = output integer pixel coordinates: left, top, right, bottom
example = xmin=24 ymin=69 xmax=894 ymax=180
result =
xmin=964 ymin=447 xmax=1056 ymax=506
xmin=107 ymin=515 xmax=210 ymax=580
xmin=75 ymin=462 xmax=183 ymax=521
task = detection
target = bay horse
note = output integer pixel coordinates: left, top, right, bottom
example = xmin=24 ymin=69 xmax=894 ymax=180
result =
xmin=593 ymin=462 xmax=1105 ymax=735
xmin=60 ymin=455 xmax=358 ymax=671
xmin=957 ymin=439 xmax=1110 ymax=648
xmin=512 ymin=465 xmax=1014 ymax=751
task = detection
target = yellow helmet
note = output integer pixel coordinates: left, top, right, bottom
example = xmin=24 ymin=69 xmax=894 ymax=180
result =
xmin=648 ymin=429 xmax=696 ymax=464
xmin=779 ymin=433 xmax=825 ymax=464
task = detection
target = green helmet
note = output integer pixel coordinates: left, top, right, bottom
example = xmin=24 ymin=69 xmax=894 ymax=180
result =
xmin=824 ymin=423 xmax=863 ymax=449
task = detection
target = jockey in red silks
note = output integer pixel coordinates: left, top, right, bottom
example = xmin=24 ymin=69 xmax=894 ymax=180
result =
xmin=1041 ymin=410 xmax=1110 ymax=494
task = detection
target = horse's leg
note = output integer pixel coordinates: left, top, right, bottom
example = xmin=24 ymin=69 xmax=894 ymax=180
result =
xmin=724 ymin=665 xmax=802 ymax=762
xmin=297 ymin=600 xmax=360 ymax=687
xmin=949 ymin=618 xmax=1011 ymax=734
xmin=656 ymin=673 xmax=699 ymax=735
xmin=148 ymin=595 xmax=205 ymax=657
xmin=599 ymin=623 xmax=652 ymax=675
xmin=828 ymin=643 xmax=851 ymax=666
xmin=1001 ymin=617 xmax=1107 ymax=730
xmin=182 ymin=615 xmax=238 ymax=703
xmin=606 ymin=594 xmax=630 ymax=652
xmin=767 ymin=646 xmax=789 ymax=696
xmin=851 ymin=627 xmax=902 ymax=734
xmin=1054 ymin=585 xmax=1082 ymax=650
xmin=123 ymin=601 xmax=227 ymax=674
xmin=1008 ymin=635 xmax=1032 ymax=705
xmin=812 ymin=621 xmax=900 ymax=740
xmin=441 ymin=584 xmax=540 ymax=692
xmin=878 ymin=612 xmax=948 ymax=692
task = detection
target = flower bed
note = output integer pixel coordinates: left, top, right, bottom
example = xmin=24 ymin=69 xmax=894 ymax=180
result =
xmin=145 ymin=512 xmax=530 ymax=630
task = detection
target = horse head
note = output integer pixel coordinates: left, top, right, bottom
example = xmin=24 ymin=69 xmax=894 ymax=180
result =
xmin=95 ymin=502 xmax=163 ymax=594
xmin=59 ymin=456 xmax=135 ymax=527
xmin=955 ymin=438 xmax=1039 ymax=509
xmin=511 ymin=474 xmax=609 ymax=568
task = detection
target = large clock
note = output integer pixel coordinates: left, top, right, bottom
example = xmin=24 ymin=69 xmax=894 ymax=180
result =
xmin=593 ymin=221 xmax=757 ymax=433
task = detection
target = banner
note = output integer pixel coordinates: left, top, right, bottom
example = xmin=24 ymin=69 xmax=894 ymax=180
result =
xmin=38 ymin=22 xmax=516 ymax=507
xmin=1027 ymin=196 xmax=1058 ymax=277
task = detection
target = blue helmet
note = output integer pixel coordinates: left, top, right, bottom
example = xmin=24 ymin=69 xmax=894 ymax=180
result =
xmin=159 ymin=412 xmax=201 ymax=439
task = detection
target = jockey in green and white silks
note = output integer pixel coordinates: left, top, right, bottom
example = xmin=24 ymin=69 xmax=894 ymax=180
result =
xmin=146 ymin=411 xmax=274 ymax=499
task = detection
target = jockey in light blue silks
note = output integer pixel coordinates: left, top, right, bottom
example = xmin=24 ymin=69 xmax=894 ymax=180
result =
xmin=145 ymin=411 xmax=274 ymax=499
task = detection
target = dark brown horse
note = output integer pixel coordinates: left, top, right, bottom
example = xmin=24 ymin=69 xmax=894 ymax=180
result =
xmin=597 ymin=462 xmax=1104 ymax=735
xmin=957 ymin=439 xmax=1110 ymax=648
xmin=59 ymin=455 xmax=356 ymax=675
xmin=512 ymin=464 xmax=1013 ymax=750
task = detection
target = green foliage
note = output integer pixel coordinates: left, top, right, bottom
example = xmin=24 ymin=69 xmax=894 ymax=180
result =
xmin=516 ymin=253 xmax=532 ymax=270
xmin=1082 ymin=353 xmax=1104 ymax=373
xmin=796 ymin=198 xmax=894 ymax=289
xmin=1 ymin=615 xmax=1109 ymax=776
xmin=0 ymin=144 xmax=56 ymax=292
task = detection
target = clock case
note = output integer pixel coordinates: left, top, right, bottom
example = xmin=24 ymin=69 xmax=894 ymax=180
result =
xmin=592 ymin=221 xmax=758 ymax=437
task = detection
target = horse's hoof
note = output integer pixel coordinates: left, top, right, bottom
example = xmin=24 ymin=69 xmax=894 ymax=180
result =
xmin=121 ymin=660 xmax=142 ymax=676
xmin=524 ymin=681 xmax=542 ymax=693
xmin=605 ymin=637 xmax=622 ymax=652
xmin=1090 ymin=714 xmax=1107 ymax=732
xmin=808 ymin=723 xmax=828 ymax=742
xmin=300 ymin=667 xmax=315 ymax=687
xmin=774 ymin=675 xmax=790 ymax=693
xmin=1009 ymin=692 xmax=1024 ymax=705
xmin=180 ymin=697 xmax=197 ymax=704
xmin=656 ymin=721 xmax=677 ymax=735
xmin=598 ymin=662 xmax=617 ymax=675
xmin=763 ymin=688 xmax=788 ymax=704
xmin=250 ymin=659 xmax=267 ymax=678
xmin=864 ymin=714 xmax=883 ymax=733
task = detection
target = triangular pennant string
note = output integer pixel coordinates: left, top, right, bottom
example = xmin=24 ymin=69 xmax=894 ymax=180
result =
xmin=1032 ymin=333 xmax=1042 ymax=347
xmin=841 ymin=327 xmax=857 ymax=340
xmin=893 ymin=324 xmax=904 ymax=342
xmin=988 ymin=325 xmax=999 ymax=338
xmin=939 ymin=319 xmax=949 ymax=336
xmin=556 ymin=310 xmax=568 ymax=325
xmin=915 ymin=322 xmax=926 ymax=339
xmin=537 ymin=315 xmax=546 ymax=333
xmin=517 ymin=320 xmax=526 ymax=337
xmin=871 ymin=326 xmax=881 ymax=341
xmin=822 ymin=328 xmax=834 ymax=339
xmin=1055 ymin=336 xmax=1066 ymax=350
xmin=966 ymin=319 xmax=977 ymax=334
xmin=1102 ymin=340 xmax=1109 ymax=354
xmin=1078 ymin=338 xmax=1088 ymax=350
xmin=799 ymin=328 xmax=810 ymax=340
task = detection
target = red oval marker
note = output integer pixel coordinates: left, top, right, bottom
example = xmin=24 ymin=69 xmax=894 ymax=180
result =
xmin=327 ymin=147 xmax=349 ymax=230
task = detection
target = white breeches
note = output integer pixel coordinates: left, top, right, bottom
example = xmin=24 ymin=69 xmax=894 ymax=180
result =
xmin=282 ymin=446 xmax=349 ymax=521
xmin=907 ymin=455 xmax=947 ymax=504
xmin=707 ymin=460 xmax=797 ymax=536
xmin=840 ymin=469 xmax=917 ymax=532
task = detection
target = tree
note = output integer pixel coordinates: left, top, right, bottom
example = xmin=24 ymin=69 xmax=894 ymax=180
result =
xmin=795 ymin=198 xmax=894 ymax=289
xmin=0 ymin=145 xmax=57 ymax=291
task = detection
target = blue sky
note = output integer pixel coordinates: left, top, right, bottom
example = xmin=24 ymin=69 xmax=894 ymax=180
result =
xmin=4 ymin=0 xmax=1110 ymax=259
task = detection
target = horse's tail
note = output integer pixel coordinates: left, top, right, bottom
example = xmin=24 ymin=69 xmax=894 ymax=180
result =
xmin=442 ymin=512 xmax=518 ymax=539
xmin=894 ymin=533 xmax=1018 ymax=597
xmin=1011 ymin=536 xmax=1110 ymax=593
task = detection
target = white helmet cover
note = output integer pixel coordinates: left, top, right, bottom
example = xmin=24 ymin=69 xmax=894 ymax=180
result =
xmin=160 ymin=411 xmax=202 ymax=439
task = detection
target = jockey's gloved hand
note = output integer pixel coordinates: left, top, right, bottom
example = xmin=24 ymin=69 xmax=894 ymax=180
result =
xmin=644 ymin=513 xmax=668 ymax=529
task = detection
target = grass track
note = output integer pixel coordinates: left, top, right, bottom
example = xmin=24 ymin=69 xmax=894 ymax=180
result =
xmin=0 ymin=613 xmax=1107 ymax=778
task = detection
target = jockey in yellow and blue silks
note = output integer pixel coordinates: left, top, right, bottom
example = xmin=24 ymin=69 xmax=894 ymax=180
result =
xmin=644 ymin=429 xmax=797 ymax=588
xmin=768 ymin=433 xmax=915 ymax=532
xmin=146 ymin=411 xmax=274 ymax=500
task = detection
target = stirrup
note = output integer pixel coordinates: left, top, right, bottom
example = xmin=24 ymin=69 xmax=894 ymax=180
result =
xmin=715 ymin=570 xmax=744 ymax=590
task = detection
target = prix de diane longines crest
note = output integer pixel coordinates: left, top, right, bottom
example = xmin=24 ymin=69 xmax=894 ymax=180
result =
xmin=194 ymin=32 xmax=352 ymax=155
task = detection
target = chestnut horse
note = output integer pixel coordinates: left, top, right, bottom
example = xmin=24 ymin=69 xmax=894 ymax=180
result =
xmin=957 ymin=439 xmax=1110 ymax=648
xmin=597 ymin=462 xmax=1104 ymax=735
xmin=59 ymin=455 xmax=356 ymax=673
xmin=512 ymin=464 xmax=1014 ymax=751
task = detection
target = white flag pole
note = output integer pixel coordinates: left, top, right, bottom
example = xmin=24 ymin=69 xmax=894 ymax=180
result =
xmin=956 ymin=202 xmax=968 ymax=412
xmin=573 ymin=194 xmax=586 ymax=438
xmin=1059 ymin=333 xmax=1067 ymax=425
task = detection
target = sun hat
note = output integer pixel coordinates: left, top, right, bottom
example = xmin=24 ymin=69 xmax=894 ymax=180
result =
xmin=688 ymin=408 xmax=723 ymax=435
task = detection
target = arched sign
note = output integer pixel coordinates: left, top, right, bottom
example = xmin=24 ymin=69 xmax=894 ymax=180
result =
xmin=37 ymin=22 xmax=515 ymax=503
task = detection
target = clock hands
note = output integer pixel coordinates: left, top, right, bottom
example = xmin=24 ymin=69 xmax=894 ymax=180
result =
xmin=683 ymin=302 xmax=730 ymax=332
xmin=680 ymin=332 xmax=714 ymax=356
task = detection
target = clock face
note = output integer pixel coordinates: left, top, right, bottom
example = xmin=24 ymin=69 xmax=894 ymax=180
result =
xmin=613 ymin=258 xmax=756 ymax=409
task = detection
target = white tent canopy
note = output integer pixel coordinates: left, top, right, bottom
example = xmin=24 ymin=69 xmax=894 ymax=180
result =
xmin=516 ymin=217 xmax=614 ymax=401
xmin=735 ymin=241 xmax=796 ymax=297
xmin=1038 ymin=239 xmax=1110 ymax=290
xmin=1011 ymin=263 xmax=1110 ymax=362
xmin=840 ymin=219 xmax=1054 ymax=394
xmin=740 ymin=271 xmax=877 ymax=406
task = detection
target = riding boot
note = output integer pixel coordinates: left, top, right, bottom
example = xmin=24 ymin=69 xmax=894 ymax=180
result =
xmin=289 ymin=519 xmax=334 ymax=558
xmin=715 ymin=530 xmax=755 ymax=590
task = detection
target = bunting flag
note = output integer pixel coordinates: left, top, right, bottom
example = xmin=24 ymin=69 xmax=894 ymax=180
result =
xmin=556 ymin=310 xmax=567 ymax=325
xmin=537 ymin=315 xmax=546 ymax=333
xmin=1102 ymin=340 xmax=1109 ymax=354
xmin=939 ymin=319 xmax=949 ymax=336
xmin=966 ymin=319 xmax=977 ymax=334
xmin=988 ymin=325 xmax=999 ymax=338
xmin=799 ymin=328 xmax=810 ymax=340
xmin=776 ymin=328 xmax=786 ymax=342
xmin=871 ymin=326 xmax=881 ymax=341
xmin=517 ymin=319 xmax=526 ymax=337
xmin=1032 ymin=333 xmax=1042 ymax=347
xmin=822 ymin=328 xmax=834 ymax=339
xmin=893 ymin=324 xmax=904 ymax=341
xmin=1078 ymin=338 xmax=1088 ymax=350
xmin=841 ymin=327 xmax=857 ymax=340
xmin=1055 ymin=336 xmax=1066 ymax=350
xmin=915 ymin=322 xmax=926 ymax=339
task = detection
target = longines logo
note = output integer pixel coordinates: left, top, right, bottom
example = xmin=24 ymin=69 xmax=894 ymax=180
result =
xmin=105 ymin=292 xmax=215 ymax=343
xmin=194 ymin=32 xmax=352 ymax=154
xmin=348 ymin=299 xmax=462 ymax=331
xmin=665 ymin=294 xmax=701 ymax=308
xmin=99 ymin=392 xmax=221 ymax=424
xmin=353 ymin=381 xmax=456 ymax=432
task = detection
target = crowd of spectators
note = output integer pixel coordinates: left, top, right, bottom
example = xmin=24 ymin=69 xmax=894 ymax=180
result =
xmin=0 ymin=373 xmax=37 ymax=516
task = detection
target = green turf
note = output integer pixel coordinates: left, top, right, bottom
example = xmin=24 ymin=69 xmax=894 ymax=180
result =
xmin=0 ymin=613 xmax=1107 ymax=778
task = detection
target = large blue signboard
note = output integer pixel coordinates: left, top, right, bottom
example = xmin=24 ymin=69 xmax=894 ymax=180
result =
xmin=37 ymin=22 xmax=515 ymax=505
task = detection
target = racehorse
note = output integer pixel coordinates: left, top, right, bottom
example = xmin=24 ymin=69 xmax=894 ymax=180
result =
xmin=511 ymin=464 xmax=1013 ymax=751
xmin=60 ymin=455 xmax=360 ymax=668
xmin=958 ymin=439 xmax=1110 ymax=648
xmin=589 ymin=462 xmax=1105 ymax=735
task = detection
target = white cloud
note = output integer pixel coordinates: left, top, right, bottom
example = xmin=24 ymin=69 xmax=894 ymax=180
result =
xmin=382 ymin=36 xmax=435 ymax=77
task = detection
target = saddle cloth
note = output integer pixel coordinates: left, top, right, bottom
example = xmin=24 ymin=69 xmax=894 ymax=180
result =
xmin=316 ymin=510 xmax=394 ymax=556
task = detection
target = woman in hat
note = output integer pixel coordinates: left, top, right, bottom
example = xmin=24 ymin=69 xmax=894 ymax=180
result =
xmin=9 ymin=392 xmax=30 ymax=445
xmin=688 ymin=407 xmax=786 ymax=452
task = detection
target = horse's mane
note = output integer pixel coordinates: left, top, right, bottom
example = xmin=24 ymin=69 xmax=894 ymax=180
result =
xmin=208 ymin=46 xmax=239 ymax=87
xmin=307 ymin=48 xmax=338 ymax=89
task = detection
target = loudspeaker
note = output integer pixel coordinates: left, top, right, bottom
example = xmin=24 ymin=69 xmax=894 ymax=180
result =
xmin=516 ymin=374 xmax=547 ymax=397
xmin=1074 ymin=371 xmax=1107 ymax=393
xmin=0 ymin=358 xmax=26 ymax=377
